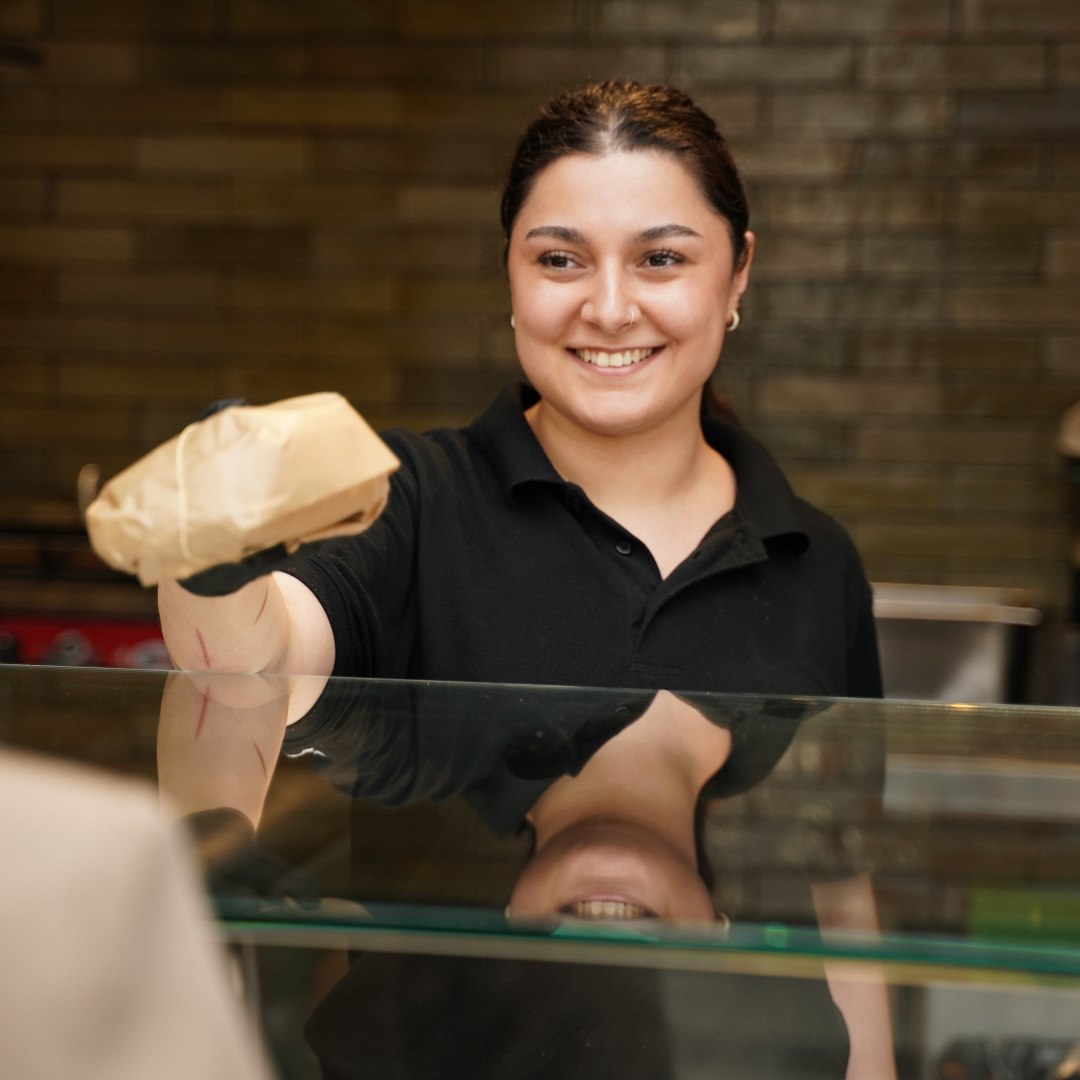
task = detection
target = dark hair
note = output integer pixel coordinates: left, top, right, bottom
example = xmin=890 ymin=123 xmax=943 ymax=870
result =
xmin=500 ymin=81 xmax=749 ymax=420
xmin=501 ymin=81 xmax=749 ymax=262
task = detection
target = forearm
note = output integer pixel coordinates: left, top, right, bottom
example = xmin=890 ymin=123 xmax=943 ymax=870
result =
xmin=158 ymin=576 xmax=293 ymax=674
xmin=156 ymin=669 xmax=294 ymax=827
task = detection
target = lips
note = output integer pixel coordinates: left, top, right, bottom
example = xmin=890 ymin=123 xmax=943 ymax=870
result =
xmin=572 ymin=347 xmax=659 ymax=369
xmin=559 ymin=898 xmax=657 ymax=920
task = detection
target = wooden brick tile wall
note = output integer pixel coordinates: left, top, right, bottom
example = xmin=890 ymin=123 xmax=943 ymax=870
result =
xmin=1 ymin=0 xmax=1077 ymax=612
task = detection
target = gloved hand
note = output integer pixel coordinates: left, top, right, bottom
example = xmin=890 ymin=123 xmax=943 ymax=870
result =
xmin=85 ymin=391 xmax=398 ymax=588
xmin=177 ymin=542 xmax=291 ymax=597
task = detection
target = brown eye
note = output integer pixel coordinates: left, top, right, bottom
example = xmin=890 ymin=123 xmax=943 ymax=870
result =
xmin=643 ymin=250 xmax=683 ymax=269
xmin=539 ymin=251 xmax=576 ymax=270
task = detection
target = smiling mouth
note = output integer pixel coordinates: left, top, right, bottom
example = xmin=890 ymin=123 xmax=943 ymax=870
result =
xmin=571 ymin=347 xmax=659 ymax=369
xmin=559 ymin=899 xmax=658 ymax=920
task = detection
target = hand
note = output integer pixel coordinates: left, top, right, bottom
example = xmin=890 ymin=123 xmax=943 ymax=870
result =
xmin=177 ymin=542 xmax=291 ymax=597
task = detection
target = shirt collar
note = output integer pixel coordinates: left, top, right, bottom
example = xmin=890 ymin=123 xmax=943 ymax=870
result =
xmin=467 ymin=383 xmax=809 ymax=550
xmin=701 ymin=414 xmax=809 ymax=550
xmin=465 ymin=383 xmax=565 ymax=497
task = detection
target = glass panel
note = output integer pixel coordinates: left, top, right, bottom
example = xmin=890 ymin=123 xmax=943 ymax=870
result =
xmin=5 ymin=666 xmax=1080 ymax=1077
xmin=4 ymin=665 xmax=1080 ymax=976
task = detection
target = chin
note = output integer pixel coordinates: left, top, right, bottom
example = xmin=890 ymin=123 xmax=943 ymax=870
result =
xmin=574 ymin=404 xmax=672 ymax=439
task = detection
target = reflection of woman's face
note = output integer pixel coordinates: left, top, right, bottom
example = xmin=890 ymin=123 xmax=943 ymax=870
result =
xmin=508 ymin=819 xmax=715 ymax=922
xmin=507 ymin=149 xmax=752 ymax=439
xmin=509 ymin=691 xmax=731 ymax=925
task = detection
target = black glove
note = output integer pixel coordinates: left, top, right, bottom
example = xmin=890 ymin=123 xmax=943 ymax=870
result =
xmin=178 ymin=542 xmax=292 ymax=597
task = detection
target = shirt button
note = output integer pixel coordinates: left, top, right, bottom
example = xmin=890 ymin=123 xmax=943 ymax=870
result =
xmin=615 ymin=540 xmax=632 ymax=556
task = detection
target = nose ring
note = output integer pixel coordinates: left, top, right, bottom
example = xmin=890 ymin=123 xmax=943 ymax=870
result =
xmin=623 ymin=308 xmax=638 ymax=329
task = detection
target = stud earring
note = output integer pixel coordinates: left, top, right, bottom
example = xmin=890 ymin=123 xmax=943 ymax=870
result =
xmin=726 ymin=309 xmax=740 ymax=332
xmin=510 ymin=314 xmax=516 ymax=330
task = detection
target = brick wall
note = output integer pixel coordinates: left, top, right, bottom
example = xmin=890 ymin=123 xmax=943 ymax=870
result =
xmin=1 ymin=0 xmax=1077 ymax=613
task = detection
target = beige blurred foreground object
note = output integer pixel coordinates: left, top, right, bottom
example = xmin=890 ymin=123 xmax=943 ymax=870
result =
xmin=0 ymin=750 xmax=271 ymax=1080
xmin=85 ymin=393 xmax=400 ymax=585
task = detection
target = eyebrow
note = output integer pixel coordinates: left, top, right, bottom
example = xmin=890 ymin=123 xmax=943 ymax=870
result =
xmin=523 ymin=223 xmax=702 ymax=244
xmin=524 ymin=225 xmax=586 ymax=243
xmin=635 ymin=224 xmax=702 ymax=243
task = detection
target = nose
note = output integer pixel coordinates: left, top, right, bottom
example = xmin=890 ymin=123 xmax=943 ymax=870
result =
xmin=581 ymin=262 xmax=638 ymax=335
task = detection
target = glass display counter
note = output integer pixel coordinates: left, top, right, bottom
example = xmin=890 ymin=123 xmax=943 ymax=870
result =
xmin=3 ymin=664 xmax=1080 ymax=1079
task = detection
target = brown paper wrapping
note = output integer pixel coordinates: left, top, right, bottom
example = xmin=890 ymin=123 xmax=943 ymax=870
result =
xmin=85 ymin=393 xmax=400 ymax=586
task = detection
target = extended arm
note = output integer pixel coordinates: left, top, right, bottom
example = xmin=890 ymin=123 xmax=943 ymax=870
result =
xmin=159 ymin=571 xmax=335 ymax=681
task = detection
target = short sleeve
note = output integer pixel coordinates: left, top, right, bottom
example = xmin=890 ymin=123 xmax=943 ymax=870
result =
xmin=278 ymin=431 xmax=422 ymax=678
xmin=845 ymin=574 xmax=883 ymax=699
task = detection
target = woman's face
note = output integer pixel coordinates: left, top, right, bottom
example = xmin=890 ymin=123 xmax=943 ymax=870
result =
xmin=507 ymin=149 xmax=753 ymax=438
xmin=507 ymin=819 xmax=717 ymax=923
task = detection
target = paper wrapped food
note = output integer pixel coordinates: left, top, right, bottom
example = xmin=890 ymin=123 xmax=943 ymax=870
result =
xmin=86 ymin=393 xmax=400 ymax=586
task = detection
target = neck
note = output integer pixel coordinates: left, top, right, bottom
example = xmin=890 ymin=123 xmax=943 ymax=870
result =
xmin=529 ymin=692 xmax=732 ymax=861
xmin=526 ymin=397 xmax=714 ymax=512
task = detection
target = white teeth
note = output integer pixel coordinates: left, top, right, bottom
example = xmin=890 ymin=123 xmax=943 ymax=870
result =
xmin=571 ymin=899 xmax=650 ymax=920
xmin=576 ymin=348 xmax=654 ymax=368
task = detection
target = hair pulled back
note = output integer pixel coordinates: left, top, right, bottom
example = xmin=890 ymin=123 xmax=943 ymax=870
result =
xmin=500 ymin=80 xmax=750 ymax=269
xmin=500 ymin=81 xmax=749 ymax=421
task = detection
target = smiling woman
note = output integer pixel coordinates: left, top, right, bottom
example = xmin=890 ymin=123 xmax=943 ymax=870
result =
xmin=145 ymin=80 xmax=881 ymax=711
xmin=509 ymin=152 xmax=747 ymax=430
xmin=507 ymin=148 xmax=751 ymax=574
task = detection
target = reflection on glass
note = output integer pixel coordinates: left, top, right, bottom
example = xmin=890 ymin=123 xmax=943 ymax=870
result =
xmin=157 ymin=675 xmax=834 ymax=928
xmin=508 ymin=690 xmax=731 ymax=925
xmin=156 ymin=674 xmax=897 ymax=1078
xmin=5 ymin=667 xmax=1080 ymax=1078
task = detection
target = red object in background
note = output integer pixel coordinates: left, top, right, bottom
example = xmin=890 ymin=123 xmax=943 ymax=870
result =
xmin=0 ymin=615 xmax=169 ymax=668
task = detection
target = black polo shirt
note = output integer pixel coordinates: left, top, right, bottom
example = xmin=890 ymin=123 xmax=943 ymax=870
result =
xmin=283 ymin=384 xmax=881 ymax=696
xmin=283 ymin=681 xmax=837 ymax=836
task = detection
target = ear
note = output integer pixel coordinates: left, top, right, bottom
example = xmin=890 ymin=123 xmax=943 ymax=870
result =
xmin=731 ymin=230 xmax=755 ymax=305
